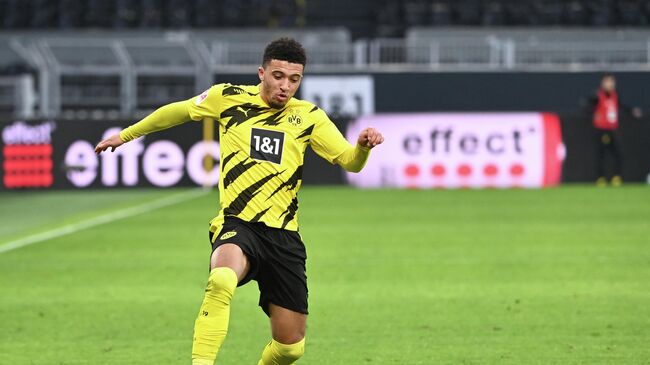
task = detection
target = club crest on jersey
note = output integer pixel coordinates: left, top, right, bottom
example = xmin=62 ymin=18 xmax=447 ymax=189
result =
xmin=220 ymin=231 xmax=237 ymax=240
xmin=286 ymin=110 xmax=302 ymax=127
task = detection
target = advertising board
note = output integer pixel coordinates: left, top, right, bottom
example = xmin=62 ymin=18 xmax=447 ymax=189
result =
xmin=1 ymin=120 xmax=218 ymax=189
xmin=345 ymin=113 xmax=564 ymax=188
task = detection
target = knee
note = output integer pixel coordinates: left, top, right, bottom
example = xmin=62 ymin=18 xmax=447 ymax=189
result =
xmin=206 ymin=267 xmax=238 ymax=299
xmin=274 ymin=338 xmax=305 ymax=363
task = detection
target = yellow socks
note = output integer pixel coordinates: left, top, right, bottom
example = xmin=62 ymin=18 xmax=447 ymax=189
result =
xmin=192 ymin=267 xmax=238 ymax=365
xmin=192 ymin=359 xmax=215 ymax=365
xmin=191 ymin=267 xmax=305 ymax=365
xmin=258 ymin=338 xmax=305 ymax=365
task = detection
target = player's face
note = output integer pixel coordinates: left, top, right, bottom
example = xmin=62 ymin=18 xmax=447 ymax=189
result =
xmin=258 ymin=59 xmax=304 ymax=109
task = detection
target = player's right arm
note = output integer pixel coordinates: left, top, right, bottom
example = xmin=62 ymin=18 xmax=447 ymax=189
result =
xmin=95 ymin=84 xmax=225 ymax=154
xmin=95 ymin=100 xmax=192 ymax=154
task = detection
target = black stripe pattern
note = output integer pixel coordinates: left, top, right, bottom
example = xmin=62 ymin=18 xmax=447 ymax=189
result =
xmin=221 ymin=151 xmax=240 ymax=172
xmin=223 ymin=159 xmax=258 ymax=189
xmin=279 ymin=197 xmax=299 ymax=229
xmin=222 ymin=85 xmax=246 ymax=96
xmin=296 ymin=125 xmax=314 ymax=144
xmin=250 ymin=206 xmax=272 ymax=223
xmin=266 ymin=165 xmax=303 ymax=200
xmin=223 ymin=171 xmax=284 ymax=217
xmin=221 ymin=103 xmax=268 ymax=133
xmin=254 ymin=109 xmax=285 ymax=127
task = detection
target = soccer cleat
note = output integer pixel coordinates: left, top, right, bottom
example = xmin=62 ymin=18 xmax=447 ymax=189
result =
xmin=611 ymin=175 xmax=622 ymax=187
xmin=596 ymin=177 xmax=607 ymax=187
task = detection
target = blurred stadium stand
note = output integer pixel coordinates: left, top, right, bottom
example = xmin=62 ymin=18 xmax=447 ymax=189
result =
xmin=1 ymin=0 xmax=650 ymax=119
xmin=0 ymin=0 xmax=307 ymax=29
xmin=3 ymin=1 xmax=650 ymax=35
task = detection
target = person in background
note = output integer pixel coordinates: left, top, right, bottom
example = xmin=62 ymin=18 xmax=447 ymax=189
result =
xmin=585 ymin=74 xmax=642 ymax=186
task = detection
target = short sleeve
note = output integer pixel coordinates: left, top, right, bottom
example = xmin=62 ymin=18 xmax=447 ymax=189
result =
xmin=310 ymin=108 xmax=354 ymax=164
xmin=187 ymin=84 xmax=226 ymax=121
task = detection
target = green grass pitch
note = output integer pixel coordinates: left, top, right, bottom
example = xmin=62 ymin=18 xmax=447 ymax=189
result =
xmin=0 ymin=186 xmax=649 ymax=364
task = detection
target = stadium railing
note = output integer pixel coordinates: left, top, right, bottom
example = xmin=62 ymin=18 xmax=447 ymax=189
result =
xmin=2 ymin=28 xmax=352 ymax=118
xmin=2 ymin=27 xmax=650 ymax=118
xmin=0 ymin=75 xmax=37 ymax=119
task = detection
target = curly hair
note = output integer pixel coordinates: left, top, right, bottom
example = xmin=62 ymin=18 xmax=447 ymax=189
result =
xmin=262 ymin=37 xmax=307 ymax=67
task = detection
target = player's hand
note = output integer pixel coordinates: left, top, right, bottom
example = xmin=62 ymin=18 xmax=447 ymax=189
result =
xmin=632 ymin=107 xmax=643 ymax=119
xmin=95 ymin=133 xmax=124 ymax=154
xmin=358 ymin=127 xmax=384 ymax=149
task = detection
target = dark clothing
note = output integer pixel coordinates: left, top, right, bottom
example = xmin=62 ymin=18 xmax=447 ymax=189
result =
xmin=595 ymin=129 xmax=623 ymax=178
xmin=210 ymin=217 xmax=308 ymax=317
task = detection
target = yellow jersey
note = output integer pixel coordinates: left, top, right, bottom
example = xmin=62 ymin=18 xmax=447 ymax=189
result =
xmin=119 ymin=82 xmax=369 ymax=233
xmin=187 ymin=83 xmax=357 ymax=232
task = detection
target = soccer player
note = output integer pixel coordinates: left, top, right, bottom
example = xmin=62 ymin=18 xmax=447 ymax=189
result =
xmin=95 ymin=38 xmax=384 ymax=364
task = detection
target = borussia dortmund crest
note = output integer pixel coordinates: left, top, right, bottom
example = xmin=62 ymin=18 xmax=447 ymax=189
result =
xmin=286 ymin=110 xmax=302 ymax=127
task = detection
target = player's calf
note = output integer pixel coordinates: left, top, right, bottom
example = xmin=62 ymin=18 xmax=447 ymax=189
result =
xmin=192 ymin=267 xmax=238 ymax=365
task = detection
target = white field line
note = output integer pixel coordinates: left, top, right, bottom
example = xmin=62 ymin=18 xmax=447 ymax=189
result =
xmin=0 ymin=189 xmax=209 ymax=254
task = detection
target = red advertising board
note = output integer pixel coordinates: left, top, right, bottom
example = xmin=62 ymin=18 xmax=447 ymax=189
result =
xmin=2 ymin=122 xmax=56 ymax=188
xmin=0 ymin=120 xmax=217 ymax=189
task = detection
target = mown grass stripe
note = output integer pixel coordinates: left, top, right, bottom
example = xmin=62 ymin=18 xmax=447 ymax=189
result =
xmin=0 ymin=189 xmax=208 ymax=254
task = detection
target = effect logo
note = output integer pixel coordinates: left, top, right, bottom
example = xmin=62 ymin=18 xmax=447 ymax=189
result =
xmin=346 ymin=113 xmax=564 ymax=189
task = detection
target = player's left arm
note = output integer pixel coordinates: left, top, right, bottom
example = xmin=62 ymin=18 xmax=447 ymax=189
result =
xmin=310 ymin=110 xmax=384 ymax=173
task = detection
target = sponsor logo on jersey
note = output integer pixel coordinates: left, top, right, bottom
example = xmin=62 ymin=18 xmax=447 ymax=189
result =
xmin=220 ymin=231 xmax=237 ymax=240
xmin=250 ymin=128 xmax=285 ymax=164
